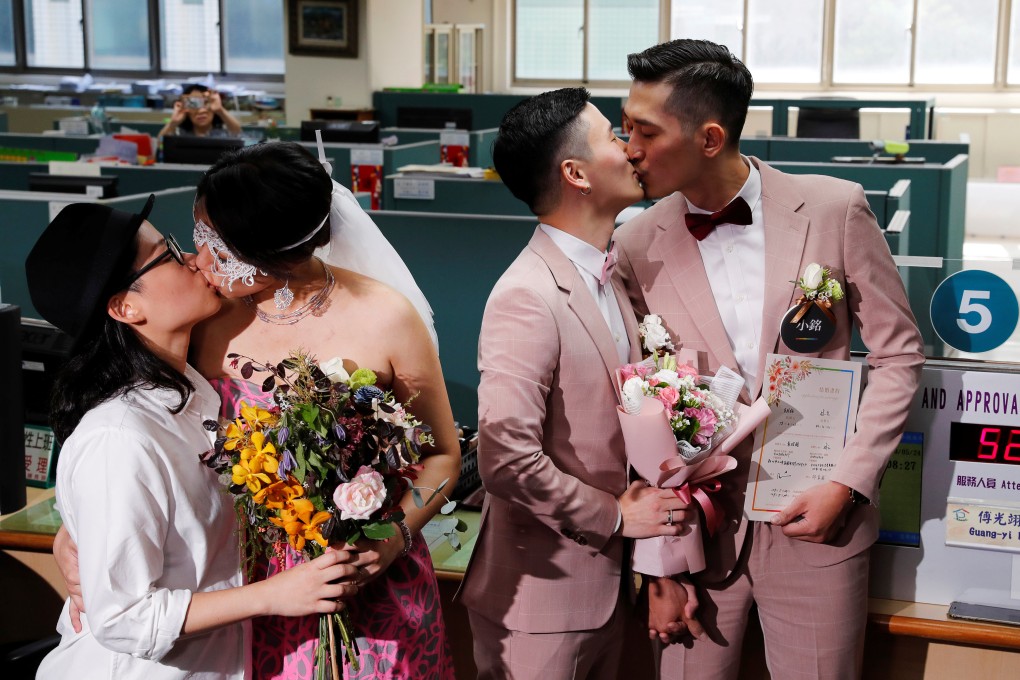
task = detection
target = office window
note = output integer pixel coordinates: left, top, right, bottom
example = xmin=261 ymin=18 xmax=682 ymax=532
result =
xmin=223 ymin=0 xmax=284 ymax=74
xmin=588 ymin=0 xmax=658 ymax=81
xmin=833 ymin=0 xmax=912 ymax=84
xmin=88 ymin=0 xmax=150 ymax=71
xmin=746 ymin=0 xmax=823 ymax=83
xmin=160 ymin=0 xmax=222 ymax=73
xmin=515 ymin=0 xmax=659 ymax=82
xmin=915 ymin=0 xmax=996 ymax=84
xmin=515 ymin=0 xmax=583 ymax=80
xmin=670 ymin=0 xmax=744 ymax=59
xmin=0 ymin=0 xmax=14 ymax=66
xmin=25 ymin=0 xmax=84 ymax=68
xmin=1009 ymin=0 xmax=1020 ymax=84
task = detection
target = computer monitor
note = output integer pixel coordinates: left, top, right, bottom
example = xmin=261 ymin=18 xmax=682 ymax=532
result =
xmin=396 ymin=106 xmax=473 ymax=130
xmin=161 ymin=134 xmax=244 ymax=165
xmin=20 ymin=317 xmax=73 ymax=428
xmin=27 ymin=173 xmax=119 ymax=198
xmin=300 ymin=120 xmax=381 ymax=144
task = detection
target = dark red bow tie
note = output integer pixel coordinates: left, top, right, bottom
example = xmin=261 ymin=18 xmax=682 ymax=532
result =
xmin=684 ymin=196 xmax=753 ymax=241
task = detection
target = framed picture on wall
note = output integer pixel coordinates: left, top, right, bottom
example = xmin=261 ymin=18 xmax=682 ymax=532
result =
xmin=288 ymin=0 xmax=359 ymax=58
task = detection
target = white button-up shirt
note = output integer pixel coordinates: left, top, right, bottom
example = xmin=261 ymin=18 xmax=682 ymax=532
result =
xmin=687 ymin=157 xmax=765 ymax=390
xmin=39 ymin=365 xmax=247 ymax=680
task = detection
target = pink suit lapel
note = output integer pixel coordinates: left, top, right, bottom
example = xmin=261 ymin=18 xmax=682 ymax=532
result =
xmin=752 ymin=158 xmax=810 ymax=399
xmin=528 ymin=228 xmax=627 ymax=384
xmin=611 ymin=275 xmax=641 ymax=363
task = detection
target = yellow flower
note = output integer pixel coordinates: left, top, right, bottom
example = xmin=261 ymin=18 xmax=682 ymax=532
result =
xmin=241 ymin=431 xmax=279 ymax=477
xmin=241 ymin=403 xmax=276 ymax=430
xmin=231 ymin=457 xmax=274 ymax=493
xmin=269 ymin=499 xmax=332 ymax=551
xmin=223 ymin=419 xmax=247 ymax=451
xmin=253 ymin=476 xmax=304 ymax=508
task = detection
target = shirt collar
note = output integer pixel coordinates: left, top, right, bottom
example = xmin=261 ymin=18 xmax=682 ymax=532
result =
xmin=539 ymin=223 xmax=612 ymax=281
xmin=686 ymin=155 xmax=762 ymax=215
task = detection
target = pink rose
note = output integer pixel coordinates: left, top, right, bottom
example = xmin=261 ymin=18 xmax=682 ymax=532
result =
xmin=333 ymin=465 xmax=387 ymax=520
xmin=633 ymin=363 xmax=653 ymax=379
xmin=657 ymin=386 xmax=681 ymax=409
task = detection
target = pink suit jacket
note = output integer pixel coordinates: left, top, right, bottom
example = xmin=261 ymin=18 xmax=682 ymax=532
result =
xmin=458 ymin=227 xmax=642 ymax=633
xmin=614 ymin=158 xmax=925 ymax=579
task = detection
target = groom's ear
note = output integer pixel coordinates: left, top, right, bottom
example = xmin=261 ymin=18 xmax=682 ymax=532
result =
xmin=559 ymin=158 xmax=587 ymax=192
xmin=700 ymin=122 xmax=727 ymax=158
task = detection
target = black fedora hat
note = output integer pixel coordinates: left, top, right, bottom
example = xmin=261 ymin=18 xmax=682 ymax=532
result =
xmin=26 ymin=195 xmax=155 ymax=342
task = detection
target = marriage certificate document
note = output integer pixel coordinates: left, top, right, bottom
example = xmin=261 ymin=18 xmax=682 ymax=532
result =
xmin=744 ymin=354 xmax=863 ymax=521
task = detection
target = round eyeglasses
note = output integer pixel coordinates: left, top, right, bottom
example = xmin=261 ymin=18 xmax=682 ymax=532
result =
xmin=121 ymin=233 xmax=185 ymax=289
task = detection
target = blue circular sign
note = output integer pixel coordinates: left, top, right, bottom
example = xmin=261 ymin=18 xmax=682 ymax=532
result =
xmin=930 ymin=270 xmax=1019 ymax=353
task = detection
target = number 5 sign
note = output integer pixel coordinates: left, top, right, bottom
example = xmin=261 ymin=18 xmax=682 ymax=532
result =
xmin=930 ymin=270 xmax=1019 ymax=353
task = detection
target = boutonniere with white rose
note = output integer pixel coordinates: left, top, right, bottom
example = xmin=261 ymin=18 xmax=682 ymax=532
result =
xmin=637 ymin=313 xmax=676 ymax=357
xmin=781 ymin=263 xmax=844 ymax=352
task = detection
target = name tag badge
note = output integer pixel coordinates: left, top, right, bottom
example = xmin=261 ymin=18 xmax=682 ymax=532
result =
xmin=780 ymin=301 xmax=836 ymax=353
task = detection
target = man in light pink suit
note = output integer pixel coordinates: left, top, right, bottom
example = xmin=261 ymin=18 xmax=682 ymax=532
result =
xmin=458 ymin=88 xmax=691 ymax=680
xmin=613 ymin=40 xmax=925 ymax=679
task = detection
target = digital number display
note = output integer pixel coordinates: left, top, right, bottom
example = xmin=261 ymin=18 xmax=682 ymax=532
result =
xmin=949 ymin=422 xmax=1020 ymax=465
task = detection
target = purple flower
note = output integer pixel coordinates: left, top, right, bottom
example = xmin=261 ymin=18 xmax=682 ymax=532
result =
xmin=333 ymin=423 xmax=347 ymax=444
xmin=279 ymin=449 xmax=297 ymax=477
xmin=277 ymin=426 xmax=290 ymax=445
xmin=353 ymin=385 xmax=385 ymax=413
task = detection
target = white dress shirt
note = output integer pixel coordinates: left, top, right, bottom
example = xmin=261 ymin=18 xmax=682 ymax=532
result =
xmin=540 ymin=223 xmax=631 ymax=365
xmin=38 ymin=365 xmax=247 ymax=680
xmin=687 ymin=157 xmax=765 ymax=390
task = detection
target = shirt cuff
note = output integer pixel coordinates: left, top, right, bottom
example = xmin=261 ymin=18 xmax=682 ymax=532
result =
xmin=144 ymin=588 xmax=192 ymax=662
xmin=614 ymin=500 xmax=623 ymax=535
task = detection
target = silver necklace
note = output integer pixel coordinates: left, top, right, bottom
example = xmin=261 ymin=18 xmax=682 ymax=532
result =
xmin=245 ymin=258 xmax=335 ymax=325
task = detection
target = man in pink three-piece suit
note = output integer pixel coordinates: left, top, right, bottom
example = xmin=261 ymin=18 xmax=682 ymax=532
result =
xmin=614 ymin=40 xmax=925 ymax=680
xmin=458 ymin=88 xmax=690 ymax=679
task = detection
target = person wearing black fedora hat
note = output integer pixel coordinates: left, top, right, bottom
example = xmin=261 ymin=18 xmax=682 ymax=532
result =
xmin=28 ymin=199 xmax=360 ymax=680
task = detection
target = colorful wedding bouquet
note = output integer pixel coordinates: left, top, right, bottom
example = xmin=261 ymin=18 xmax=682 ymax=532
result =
xmin=616 ymin=315 xmax=770 ymax=576
xmin=202 ymin=351 xmax=461 ymax=679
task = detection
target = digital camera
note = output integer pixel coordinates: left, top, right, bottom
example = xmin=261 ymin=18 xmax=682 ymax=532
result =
xmin=182 ymin=95 xmax=208 ymax=110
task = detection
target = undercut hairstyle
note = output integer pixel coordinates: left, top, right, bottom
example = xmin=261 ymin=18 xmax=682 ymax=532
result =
xmin=627 ymin=39 xmax=754 ymax=147
xmin=492 ymin=87 xmax=593 ymax=215
xmin=196 ymin=141 xmax=333 ymax=280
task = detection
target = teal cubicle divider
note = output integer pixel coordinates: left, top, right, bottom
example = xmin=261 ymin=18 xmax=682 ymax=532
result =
xmin=750 ymin=97 xmax=935 ymax=139
xmin=382 ymin=176 xmax=527 ymax=215
xmin=373 ymin=92 xmax=624 ymax=130
xmin=368 ymin=210 xmax=538 ymax=422
xmin=0 ymin=160 xmax=204 ymax=198
xmin=0 ymin=187 xmax=196 ymax=320
xmin=762 ymin=138 xmax=966 ymax=164
xmin=0 ymin=132 xmax=99 ymax=156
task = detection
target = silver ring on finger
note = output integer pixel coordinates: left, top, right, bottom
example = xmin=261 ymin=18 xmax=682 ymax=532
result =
xmin=666 ymin=509 xmax=674 ymax=526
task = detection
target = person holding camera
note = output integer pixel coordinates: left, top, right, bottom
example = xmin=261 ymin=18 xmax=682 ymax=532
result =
xmin=158 ymin=84 xmax=242 ymax=138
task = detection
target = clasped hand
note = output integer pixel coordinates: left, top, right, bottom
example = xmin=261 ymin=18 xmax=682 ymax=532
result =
xmin=338 ymin=522 xmax=407 ymax=584
xmin=618 ymin=481 xmax=691 ymax=539
xmin=646 ymin=575 xmax=704 ymax=644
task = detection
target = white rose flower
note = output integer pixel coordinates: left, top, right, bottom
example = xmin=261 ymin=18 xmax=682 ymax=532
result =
xmin=651 ymin=369 xmax=681 ymax=388
xmin=802 ymin=263 xmax=824 ymax=290
xmin=639 ymin=314 xmax=672 ymax=353
xmin=320 ymin=356 xmax=350 ymax=384
xmin=621 ymin=377 xmax=646 ymax=415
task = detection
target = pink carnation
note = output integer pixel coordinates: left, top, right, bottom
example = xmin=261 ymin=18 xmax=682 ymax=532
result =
xmin=633 ymin=363 xmax=654 ymax=379
xmin=685 ymin=406 xmax=718 ymax=437
xmin=619 ymin=364 xmax=637 ymax=383
xmin=675 ymin=363 xmax=700 ymax=380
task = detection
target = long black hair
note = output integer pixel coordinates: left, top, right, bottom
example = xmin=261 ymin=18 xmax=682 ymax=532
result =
xmin=49 ymin=240 xmax=195 ymax=443
xmin=196 ymin=141 xmax=333 ymax=280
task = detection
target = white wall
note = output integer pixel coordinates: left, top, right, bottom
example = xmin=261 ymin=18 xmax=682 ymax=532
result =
xmin=284 ymin=0 xmax=425 ymax=124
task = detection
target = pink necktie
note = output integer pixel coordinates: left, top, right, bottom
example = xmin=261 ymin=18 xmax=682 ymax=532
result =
xmin=599 ymin=242 xmax=619 ymax=286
